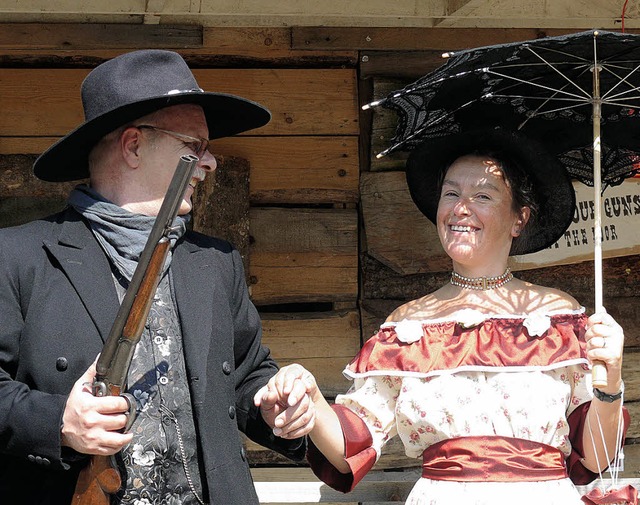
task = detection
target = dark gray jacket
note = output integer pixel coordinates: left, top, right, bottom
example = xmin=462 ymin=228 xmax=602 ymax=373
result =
xmin=0 ymin=208 xmax=305 ymax=504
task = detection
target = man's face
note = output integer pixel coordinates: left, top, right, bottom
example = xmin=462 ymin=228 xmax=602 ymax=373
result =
xmin=134 ymin=104 xmax=217 ymax=216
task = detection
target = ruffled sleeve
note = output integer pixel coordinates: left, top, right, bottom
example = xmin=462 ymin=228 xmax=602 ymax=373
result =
xmin=565 ymin=402 xmax=631 ymax=485
xmin=307 ymin=405 xmax=377 ymax=492
xmin=307 ymin=375 xmax=401 ymax=492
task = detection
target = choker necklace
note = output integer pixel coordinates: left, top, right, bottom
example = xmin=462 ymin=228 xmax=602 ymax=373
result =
xmin=450 ymin=268 xmax=513 ymax=290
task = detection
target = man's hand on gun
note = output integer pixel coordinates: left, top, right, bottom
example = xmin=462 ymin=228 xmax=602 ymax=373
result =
xmin=254 ymin=364 xmax=320 ymax=439
xmin=60 ymin=358 xmax=133 ymax=456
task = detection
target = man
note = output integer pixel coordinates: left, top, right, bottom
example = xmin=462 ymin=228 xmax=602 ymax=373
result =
xmin=0 ymin=50 xmax=313 ymax=504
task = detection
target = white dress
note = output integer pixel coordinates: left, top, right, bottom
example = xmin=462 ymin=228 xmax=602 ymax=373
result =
xmin=333 ymin=309 xmax=594 ymax=505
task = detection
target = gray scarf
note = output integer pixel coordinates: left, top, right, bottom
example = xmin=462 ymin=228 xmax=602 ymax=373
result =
xmin=68 ymin=185 xmax=189 ymax=281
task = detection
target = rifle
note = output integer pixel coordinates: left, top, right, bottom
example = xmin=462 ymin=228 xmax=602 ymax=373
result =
xmin=71 ymin=154 xmax=199 ymax=505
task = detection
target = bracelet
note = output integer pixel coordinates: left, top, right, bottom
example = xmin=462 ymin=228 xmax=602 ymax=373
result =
xmin=593 ymin=382 xmax=624 ymax=403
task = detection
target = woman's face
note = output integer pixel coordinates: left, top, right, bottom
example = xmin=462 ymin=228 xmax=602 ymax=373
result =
xmin=436 ymin=154 xmax=528 ymax=272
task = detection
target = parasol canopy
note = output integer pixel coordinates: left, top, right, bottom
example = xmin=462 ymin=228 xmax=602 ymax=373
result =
xmin=364 ymin=29 xmax=640 ymax=316
xmin=367 ymin=29 xmax=640 ymax=187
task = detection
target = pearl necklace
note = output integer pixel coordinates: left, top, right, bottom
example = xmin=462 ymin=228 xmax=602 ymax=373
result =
xmin=450 ymin=267 xmax=513 ymax=290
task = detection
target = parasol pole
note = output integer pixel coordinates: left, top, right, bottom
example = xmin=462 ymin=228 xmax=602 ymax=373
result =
xmin=591 ymin=39 xmax=608 ymax=388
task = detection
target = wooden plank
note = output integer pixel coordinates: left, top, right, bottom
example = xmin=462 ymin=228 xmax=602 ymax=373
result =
xmin=202 ymin=26 xmax=300 ymax=53
xmin=291 ymin=27 xmax=590 ymax=51
xmin=0 ymin=137 xmax=360 ymax=205
xmin=0 ymin=137 xmax=56 ymax=155
xmin=627 ymin=401 xmax=640 ymax=439
xmin=368 ymin=78 xmax=411 ymax=172
xmin=0 ymin=68 xmax=359 ymax=136
xmin=0 ymin=196 xmax=67 ymax=229
xmin=360 ymin=50 xmax=447 ymax=79
xmin=0 ymin=49 xmax=357 ymax=69
xmin=249 ymin=251 xmax=358 ymax=305
xmin=213 ymin=137 xmax=359 ymax=205
xmin=249 ymin=208 xmax=358 ymax=305
xmin=260 ymin=311 xmax=360 ymax=395
xmin=202 ymin=25 xmax=358 ymax=65
xmin=0 ymin=26 xmax=357 ymax=67
xmin=0 ymin=23 xmax=202 ymax=49
xmin=515 ymin=256 xmax=640 ymax=306
xmin=260 ymin=311 xmax=360 ymax=360
xmin=193 ymin=69 xmax=359 ymax=136
xmin=0 ymin=153 xmax=76 ymax=227
xmin=607 ymin=298 xmax=640 ymax=348
xmin=623 ymin=353 xmax=639 ymax=402
xmin=360 ymin=171 xmax=449 ymax=275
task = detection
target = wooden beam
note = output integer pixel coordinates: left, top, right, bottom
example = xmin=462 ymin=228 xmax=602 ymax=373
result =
xmin=292 ymin=27 xmax=592 ymax=51
xmin=0 ymin=25 xmax=357 ymax=67
xmin=260 ymin=310 xmax=360 ymax=395
xmin=360 ymin=171 xmax=449 ymax=276
xmin=260 ymin=311 xmax=360 ymax=360
xmin=249 ymin=208 xmax=358 ymax=305
xmin=446 ymin=0 xmax=475 ymax=16
xmin=0 ymin=136 xmax=359 ymax=205
xmin=213 ymin=137 xmax=359 ymax=205
xmin=360 ymin=50 xmax=446 ymax=79
xmin=0 ymin=23 xmax=202 ymax=49
xmin=0 ymin=68 xmax=359 ymax=137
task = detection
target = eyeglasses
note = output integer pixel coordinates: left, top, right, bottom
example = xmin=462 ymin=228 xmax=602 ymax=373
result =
xmin=136 ymin=125 xmax=210 ymax=158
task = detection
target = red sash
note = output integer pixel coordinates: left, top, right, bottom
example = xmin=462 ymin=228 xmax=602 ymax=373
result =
xmin=422 ymin=436 xmax=568 ymax=482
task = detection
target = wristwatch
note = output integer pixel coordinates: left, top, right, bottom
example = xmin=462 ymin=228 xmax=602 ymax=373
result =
xmin=593 ymin=382 xmax=624 ymax=403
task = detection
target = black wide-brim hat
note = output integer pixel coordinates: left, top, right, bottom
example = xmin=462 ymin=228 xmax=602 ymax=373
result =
xmin=405 ymin=128 xmax=576 ymax=256
xmin=34 ymin=49 xmax=271 ymax=182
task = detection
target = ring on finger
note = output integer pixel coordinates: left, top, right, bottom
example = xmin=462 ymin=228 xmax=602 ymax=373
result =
xmin=602 ymin=339 xmax=607 ymax=349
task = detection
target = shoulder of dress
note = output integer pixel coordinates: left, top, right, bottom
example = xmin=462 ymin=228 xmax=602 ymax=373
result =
xmin=382 ymin=307 xmax=586 ymax=328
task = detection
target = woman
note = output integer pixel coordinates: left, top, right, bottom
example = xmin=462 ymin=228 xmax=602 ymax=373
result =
xmin=257 ymin=129 xmax=630 ymax=504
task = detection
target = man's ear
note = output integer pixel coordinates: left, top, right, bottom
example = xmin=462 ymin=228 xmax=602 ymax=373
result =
xmin=120 ymin=126 xmax=142 ymax=168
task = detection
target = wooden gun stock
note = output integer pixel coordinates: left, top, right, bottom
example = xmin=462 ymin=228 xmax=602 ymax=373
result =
xmin=71 ymin=154 xmax=198 ymax=505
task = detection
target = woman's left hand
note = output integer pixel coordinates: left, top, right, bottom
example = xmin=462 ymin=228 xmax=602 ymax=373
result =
xmin=584 ymin=311 xmax=624 ymax=391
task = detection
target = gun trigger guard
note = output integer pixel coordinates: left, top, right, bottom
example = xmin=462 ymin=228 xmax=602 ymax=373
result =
xmin=119 ymin=392 xmax=137 ymax=433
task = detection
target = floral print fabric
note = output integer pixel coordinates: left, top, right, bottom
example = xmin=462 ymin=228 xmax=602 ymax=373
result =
xmin=337 ymin=366 xmax=592 ymax=460
xmin=114 ymin=273 xmax=205 ymax=505
xmin=334 ymin=310 xmax=594 ymax=504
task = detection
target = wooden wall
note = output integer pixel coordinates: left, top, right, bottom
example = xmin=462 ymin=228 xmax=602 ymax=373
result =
xmin=1 ymin=23 xmax=638 ymax=498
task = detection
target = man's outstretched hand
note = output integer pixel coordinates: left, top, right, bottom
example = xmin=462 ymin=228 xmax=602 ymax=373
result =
xmin=253 ymin=364 xmax=320 ymax=439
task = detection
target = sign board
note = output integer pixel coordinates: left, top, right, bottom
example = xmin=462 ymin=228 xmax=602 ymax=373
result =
xmin=513 ymin=179 xmax=640 ymax=271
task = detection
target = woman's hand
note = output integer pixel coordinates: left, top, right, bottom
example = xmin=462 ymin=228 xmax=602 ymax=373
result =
xmin=253 ymin=364 xmax=320 ymax=439
xmin=585 ymin=311 xmax=624 ymax=393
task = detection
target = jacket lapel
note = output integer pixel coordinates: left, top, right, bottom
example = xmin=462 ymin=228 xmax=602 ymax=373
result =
xmin=43 ymin=214 xmax=120 ymax=343
xmin=171 ymin=239 xmax=215 ymax=393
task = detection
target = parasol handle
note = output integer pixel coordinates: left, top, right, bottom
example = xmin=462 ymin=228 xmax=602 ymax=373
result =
xmin=591 ymin=56 xmax=607 ymax=388
xmin=592 ymin=362 xmax=608 ymax=388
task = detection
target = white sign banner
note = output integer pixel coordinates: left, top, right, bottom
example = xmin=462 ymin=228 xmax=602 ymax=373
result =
xmin=512 ymin=179 xmax=640 ymax=270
